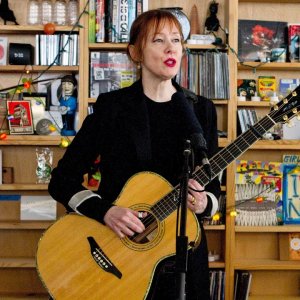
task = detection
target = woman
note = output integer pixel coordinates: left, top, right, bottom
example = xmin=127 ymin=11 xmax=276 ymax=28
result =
xmin=49 ymin=9 xmax=221 ymax=299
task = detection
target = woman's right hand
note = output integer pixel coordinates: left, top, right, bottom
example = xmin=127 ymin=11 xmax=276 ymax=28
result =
xmin=104 ymin=206 xmax=146 ymax=238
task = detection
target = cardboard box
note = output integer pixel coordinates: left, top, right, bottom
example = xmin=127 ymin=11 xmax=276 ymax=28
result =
xmin=279 ymin=233 xmax=300 ymax=260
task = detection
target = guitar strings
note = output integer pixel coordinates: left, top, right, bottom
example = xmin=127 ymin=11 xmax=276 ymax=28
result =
xmin=130 ymin=91 xmax=300 ymax=238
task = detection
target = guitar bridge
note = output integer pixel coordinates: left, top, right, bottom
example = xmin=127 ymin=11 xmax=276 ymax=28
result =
xmin=87 ymin=236 xmax=122 ymax=279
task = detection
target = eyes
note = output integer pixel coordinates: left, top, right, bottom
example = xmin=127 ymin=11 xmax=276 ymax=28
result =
xmin=153 ymin=36 xmax=181 ymax=44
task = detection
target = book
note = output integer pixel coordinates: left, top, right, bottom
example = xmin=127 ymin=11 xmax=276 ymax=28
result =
xmin=235 ymin=160 xmax=284 ymax=226
xmin=258 ymin=75 xmax=276 ymax=101
xmin=288 ymin=23 xmax=300 ymax=62
xmin=96 ymin=0 xmax=105 ymax=43
xmin=237 ymin=108 xmax=258 ymax=134
xmin=279 ymin=78 xmax=299 ymax=97
xmin=238 ymin=20 xmax=287 ymax=62
xmin=0 ymin=37 xmax=8 ymax=65
xmin=88 ymin=0 xmax=96 ymax=43
xmin=282 ymin=163 xmax=300 ymax=224
xmin=118 ymin=0 xmax=129 ymax=42
xmin=237 ymin=79 xmax=256 ymax=100
xmin=234 ymin=270 xmax=252 ymax=300
xmin=89 ymin=51 xmax=137 ymax=98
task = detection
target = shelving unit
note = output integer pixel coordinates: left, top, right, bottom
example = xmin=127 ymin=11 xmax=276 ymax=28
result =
xmin=0 ymin=1 xmax=83 ymax=297
xmin=1 ymin=0 xmax=299 ymax=299
xmin=229 ymin=1 xmax=300 ymax=299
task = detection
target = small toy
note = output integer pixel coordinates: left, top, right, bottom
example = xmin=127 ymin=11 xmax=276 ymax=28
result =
xmin=0 ymin=0 xmax=19 ymax=25
xmin=205 ymin=1 xmax=220 ymax=32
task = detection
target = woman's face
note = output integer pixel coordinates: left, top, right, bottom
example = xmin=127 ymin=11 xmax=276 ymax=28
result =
xmin=141 ymin=22 xmax=183 ymax=81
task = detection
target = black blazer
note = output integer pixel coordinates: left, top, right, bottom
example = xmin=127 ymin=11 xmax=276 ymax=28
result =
xmin=49 ymin=79 xmax=221 ymax=222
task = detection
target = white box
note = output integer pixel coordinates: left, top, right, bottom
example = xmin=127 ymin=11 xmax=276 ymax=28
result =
xmin=283 ymin=117 xmax=300 ymax=139
xmin=0 ymin=37 xmax=8 ymax=65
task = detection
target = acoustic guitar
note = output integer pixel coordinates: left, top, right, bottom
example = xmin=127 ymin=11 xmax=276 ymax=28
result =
xmin=36 ymin=86 xmax=300 ymax=299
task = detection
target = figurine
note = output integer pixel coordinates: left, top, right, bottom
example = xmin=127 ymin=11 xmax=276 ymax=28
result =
xmin=0 ymin=0 xmax=19 ymax=25
xmin=59 ymin=75 xmax=77 ymax=136
xmin=205 ymin=1 xmax=219 ymax=32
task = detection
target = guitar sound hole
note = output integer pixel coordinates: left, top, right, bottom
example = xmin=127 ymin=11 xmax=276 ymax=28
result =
xmin=129 ymin=212 xmax=158 ymax=245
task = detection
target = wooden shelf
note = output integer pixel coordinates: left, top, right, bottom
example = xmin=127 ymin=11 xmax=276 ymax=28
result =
xmin=234 ymin=259 xmax=300 ymax=270
xmin=249 ymin=297 xmax=300 ymax=300
xmin=237 ymin=101 xmax=271 ymax=107
xmin=0 ymin=65 xmax=79 ymax=72
xmin=218 ymin=138 xmax=230 ymax=148
xmin=248 ymin=295 xmax=299 ymax=300
xmin=0 ymin=135 xmax=74 ymax=145
xmin=0 ymin=25 xmax=77 ymax=34
xmin=209 ymin=261 xmax=226 ymax=268
xmin=236 ymin=225 xmax=300 ymax=232
xmin=239 ymin=0 xmax=300 ymax=2
xmin=204 ymin=225 xmax=226 ymax=230
xmin=88 ymin=42 xmax=219 ymax=50
xmin=0 ymin=296 xmax=48 ymax=300
xmin=213 ymin=100 xmax=229 ymax=105
xmin=250 ymin=140 xmax=300 ymax=150
xmin=0 ymin=257 xmax=36 ymax=268
xmin=0 ymin=184 xmax=48 ymax=190
xmin=238 ymin=62 xmax=300 ymax=71
xmin=0 ymin=221 xmax=52 ymax=229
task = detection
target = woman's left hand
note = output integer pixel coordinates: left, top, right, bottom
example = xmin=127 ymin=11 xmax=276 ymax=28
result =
xmin=187 ymin=178 xmax=207 ymax=214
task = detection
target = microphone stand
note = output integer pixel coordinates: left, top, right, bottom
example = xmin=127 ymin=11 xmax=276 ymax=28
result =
xmin=176 ymin=140 xmax=192 ymax=300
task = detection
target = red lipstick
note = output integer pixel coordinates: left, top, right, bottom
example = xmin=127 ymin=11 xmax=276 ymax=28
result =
xmin=164 ymin=58 xmax=176 ymax=67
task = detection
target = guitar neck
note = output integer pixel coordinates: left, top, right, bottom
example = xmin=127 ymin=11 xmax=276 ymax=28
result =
xmin=152 ymin=84 xmax=300 ymax=221
xmin=193 ymin=114 xmax=276 ymax=187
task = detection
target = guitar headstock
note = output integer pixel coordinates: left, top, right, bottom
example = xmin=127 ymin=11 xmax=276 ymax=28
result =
xmin=269 ymin=85 xmax=300 ymax=125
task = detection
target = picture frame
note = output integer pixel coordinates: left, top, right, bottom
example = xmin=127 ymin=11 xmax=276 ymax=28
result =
xmin=7 ymin=100 xmax=34 ymax=134
xmin=22 ymin=92 xmax=48 ymax=110
xmin=282 ymin=164 xmax=300 ymax=224
xmin=22 ymin=93 xmax=48 ymax=130
xmin=238 ymin=20 xmax=287 ymax=62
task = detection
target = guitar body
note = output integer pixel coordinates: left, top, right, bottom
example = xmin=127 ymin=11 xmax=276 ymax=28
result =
xmin=36 ymin=172 xmax=200 ymax=299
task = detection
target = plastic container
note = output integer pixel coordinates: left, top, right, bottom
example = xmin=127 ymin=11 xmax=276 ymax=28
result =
xmin=53 ymin=0 xmax=67 ymax=25
xmin=68 ymin=0 xmax=78 ymax=25
xmin=27 ymin=0 xmax=41 ymax=25
xmin=41 ymin=0 xmax=54 ymax=24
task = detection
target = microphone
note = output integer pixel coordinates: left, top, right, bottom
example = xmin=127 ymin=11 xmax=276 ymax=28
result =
xmin=190 ymin=133 xmax=212 ymax=179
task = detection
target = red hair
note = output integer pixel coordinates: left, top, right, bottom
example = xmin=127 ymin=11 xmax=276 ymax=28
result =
xmin=127 ymin=9 xmax=184 ymax=63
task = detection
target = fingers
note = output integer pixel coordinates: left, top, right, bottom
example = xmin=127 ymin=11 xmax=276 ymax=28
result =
xmin=104 ymin=206 xmax=147 ymax=238
xmin=188 ymin=179 xmax=207 ymax=214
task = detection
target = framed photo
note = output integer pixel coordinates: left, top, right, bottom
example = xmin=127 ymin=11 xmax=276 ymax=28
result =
xmin=238 ymin=20 xmax=287 ymax=62
xmin=22 ymin=93 xmax=48 ymax=130
xmin=7 ymin=100 xmax=34 ymax=134
xmin=283 ymin=164 xmax=300 ymax=224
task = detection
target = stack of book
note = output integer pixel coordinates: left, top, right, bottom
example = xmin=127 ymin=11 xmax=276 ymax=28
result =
xmin=35 ymin=34 xmax=79 ymax=66
xmin=210 ymin=270 xmax=225 ymax=300
xmin=88 ymin=0 xmax=148 ymax=43
xmin=176 ymin=51 xmax=230 ymax=99
xmin=237 ymin=108 xmax=258 ymax=134
xmin=234 ymin=270 xmax=252 ymax=300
